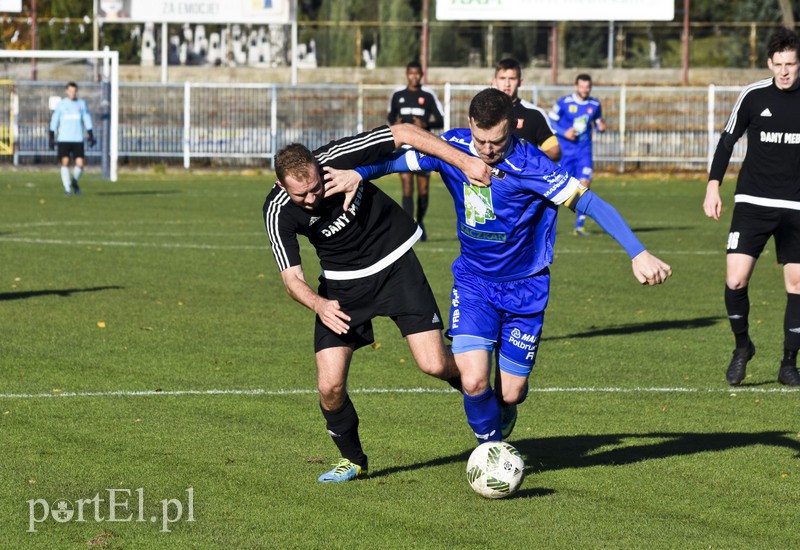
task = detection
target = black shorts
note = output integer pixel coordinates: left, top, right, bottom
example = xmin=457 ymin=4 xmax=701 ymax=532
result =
xmin=57 ymin=142 xmax=85 ymax=160
xmin=314 ymin=250 xmax=444 ymax=352
xmin=727 ymin=202 xmax=800 ymax=264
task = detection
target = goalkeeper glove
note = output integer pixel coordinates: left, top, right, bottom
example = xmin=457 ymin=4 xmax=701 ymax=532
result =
xmin=48 ymin=131 xmax=55 ymax=150
xmin=87 ymin=130 xmax=97 ymax=147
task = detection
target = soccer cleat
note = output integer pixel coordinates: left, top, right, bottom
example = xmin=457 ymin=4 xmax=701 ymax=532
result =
xmin=71 ymin=178 xmax=81 ymax=196
xmin=317 ymin=458 xmax=367 ymax=483
xmin=726 ymin=341 xmax=755 ymax=386
xmin=573 ymin=227 xmax=589 ymax=237
xmin=778 ymin=364 xmax=800 ymax=386
xmin=500 ymin=403 xmax=518 ymax=440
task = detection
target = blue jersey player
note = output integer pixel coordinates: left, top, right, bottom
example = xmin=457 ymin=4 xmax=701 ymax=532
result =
xmin=549 ymin=74 xmax=606 ymax=235
xmin=325 ymin=89 xmax=671 ymax=445
xmin=49 ymin=82 xmax=96 ymax=196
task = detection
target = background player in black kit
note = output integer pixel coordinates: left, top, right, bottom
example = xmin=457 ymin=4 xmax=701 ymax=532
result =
xmin=264 ymin=124 xmax=491 ymax=482
xmin=387 ymin=61 xmax=445 ymax=240
xmin=492 ymin=58 xmax=560 ymax=162
xmin=703 ymin=27 xmax=800 ymax=387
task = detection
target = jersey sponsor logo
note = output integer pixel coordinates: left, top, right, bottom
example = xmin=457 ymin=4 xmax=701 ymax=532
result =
xmin=463 ymin=184 xmax=496 ymax=226
xmin=542 ymin=171 xmax=569 ymax=198
xmin=490 ymin=167 xmax=506 ymax=180
xmin=451 ymin=308 xmax=460 ymax=328
xmin=727 ymin=231 xmax=740 ymax=250
xmin=418 ymin=97 xmax=425 ymax=105
xmin=760 ymin=131 xmax=800 ymax=144
xmin=320 ymin=185 xmax=364 ymax=237
xmin=569 ymin=105 xmax=578 ymax=113
xmin=760 ymin=108 xmax=773 ymax=117
xmin=459 ymin=222 xmax=507 ymax=242
xmin=400 ymin=107 xmax=426 ymax=117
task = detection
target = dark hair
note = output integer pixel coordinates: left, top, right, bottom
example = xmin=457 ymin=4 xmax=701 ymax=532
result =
xmin=406 ymin=61 xmax=423 ymax=73
xmin=468 ymin=88 xmax=514 ymax=129
xmin=767 ymin=27 xmax=800 ymax=59
xmin=575 ymin=73 xmax=592 ymax=85
xmin=66 ymin=81 xmax=78 ymax=89
xmin=275 ymin=143 xmax=316 ymax=184
xmin=495 ymin=58 xmax=521 ymax=79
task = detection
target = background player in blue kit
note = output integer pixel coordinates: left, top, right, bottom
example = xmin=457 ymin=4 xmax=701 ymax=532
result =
xmin=387 ymin=61 xmax=445 ymax=240
xmin=549 ymin=74 xmax=607 ymax=236
xmin=325 ymin=89 xmax=671 ymax=445
xmin=49 ymin=82 xmax=96 ymax=196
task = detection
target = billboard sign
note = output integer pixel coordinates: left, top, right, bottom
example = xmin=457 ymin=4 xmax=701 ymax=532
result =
xmin=97 ymin=0 xmax=292 ymax=24
xmin=436 ymin=0 xmax=674 ymax=21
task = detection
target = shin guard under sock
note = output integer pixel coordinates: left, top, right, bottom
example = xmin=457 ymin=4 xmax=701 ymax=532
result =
xmin=463 ymin=388 xmax=501 ymax=442
xmin=725 ymin=285 xmax=750 ymax=348
xmin=321 ymin=397 xmax=367 ymax=466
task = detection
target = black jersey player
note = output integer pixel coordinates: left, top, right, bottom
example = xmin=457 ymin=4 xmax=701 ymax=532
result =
xmin=387 ymin=61 xmax=445 ymax=240
xmin=492 ymin=58 xmax=560 ymax=162
xmin=704 ymin=27 xmax=800 ymax=387
xmin=263 ymin=123 xmax=491 ymax=482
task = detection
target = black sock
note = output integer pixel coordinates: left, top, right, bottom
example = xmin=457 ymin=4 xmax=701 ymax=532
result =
xmin=725 ymin=285 xmax=750 ymax=348
xmin=402 ymin=195 xmax=414 ymax=218
xmin=416 ymin=194 xmax=429 ymax=225
xmin=320 ymin=397 xmax=367 ymax=467
xmin=782 ymin=293 xmax=800 ymax=366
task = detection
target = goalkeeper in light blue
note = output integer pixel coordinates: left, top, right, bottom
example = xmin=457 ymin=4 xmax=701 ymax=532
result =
xmin=49 ymin=82 xmax=96 ymax=196
xmin=325 ymin=89 xmax=672 ymax=444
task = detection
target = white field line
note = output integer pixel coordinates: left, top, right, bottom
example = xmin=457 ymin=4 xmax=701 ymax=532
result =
xmin=0 ymin=386 xmax=796 ymax=399
xmin=0 ymin=236 xmax=719 ymax=256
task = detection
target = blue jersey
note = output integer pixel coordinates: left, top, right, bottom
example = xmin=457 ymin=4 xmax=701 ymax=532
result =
xmin=549 ymin=93 xmax=603 ymax=156
xmin=50 ymin=98 xmax=94 ymax=143
xmin=404 ymin=128 xmax=582 ymax=282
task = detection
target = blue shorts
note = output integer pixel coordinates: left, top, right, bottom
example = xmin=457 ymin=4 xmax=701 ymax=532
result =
xmin=561 ymin=150 xmax=593 ymax=182
xmin=448 ymin=258 xmax=549 ymax=377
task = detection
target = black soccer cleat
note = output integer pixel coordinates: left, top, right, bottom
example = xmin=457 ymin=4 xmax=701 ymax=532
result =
xmin=726 ymin=341 xmax=755 ymax=386
xmin=778 ymin=364 xmax=800 ymax=387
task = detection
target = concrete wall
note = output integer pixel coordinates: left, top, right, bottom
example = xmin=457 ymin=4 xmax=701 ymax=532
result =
xmin=9 ymin=64 xmax=770 ymax=87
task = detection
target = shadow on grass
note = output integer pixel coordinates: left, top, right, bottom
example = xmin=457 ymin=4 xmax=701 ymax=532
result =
xmin=95 ymin=190 xmax=181 ymax=196
xmin=0 ymin=285 xmax=124 ymax=301
xmin=369 ymin=431 xmax=800 ymax=481
xmin=548 ymin=316 xmax=721 ymax=341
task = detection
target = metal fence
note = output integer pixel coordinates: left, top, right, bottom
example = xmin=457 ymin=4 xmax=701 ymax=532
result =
xmin=5 ymin=81 xmax=749 ymax=173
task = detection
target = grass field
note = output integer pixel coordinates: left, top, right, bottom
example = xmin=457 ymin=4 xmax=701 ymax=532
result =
xmin=1 ymin=169 xmax=798 ymax=549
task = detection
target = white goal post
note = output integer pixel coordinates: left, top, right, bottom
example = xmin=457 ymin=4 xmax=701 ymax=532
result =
xmin=0 ymin=48 xmax=119 ymax=182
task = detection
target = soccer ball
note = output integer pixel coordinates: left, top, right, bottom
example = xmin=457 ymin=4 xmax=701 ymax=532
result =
xmin=466 ymin=441 xmax=525 ymax=499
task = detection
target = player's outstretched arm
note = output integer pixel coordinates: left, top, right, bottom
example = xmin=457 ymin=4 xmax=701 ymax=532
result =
xmin=631 ymin=251 xmax=672 ymax=286
xmin=389 ymin=123 xmax=491 ymax=187
xmin=703 ymin=180 xmax=723 ymax=221
xmin=280 ymin=265 xmax=351 ymax=335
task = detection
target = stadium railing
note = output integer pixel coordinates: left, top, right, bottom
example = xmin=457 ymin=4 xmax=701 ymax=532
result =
xmin=5 ymin=82 xmax=747 ymax=173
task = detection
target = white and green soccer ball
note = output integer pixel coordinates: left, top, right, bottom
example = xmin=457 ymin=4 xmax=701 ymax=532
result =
xmin=466 ymin=441 xmax=525 ymax=499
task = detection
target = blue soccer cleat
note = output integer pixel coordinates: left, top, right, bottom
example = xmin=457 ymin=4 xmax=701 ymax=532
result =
xmin=317 ymin=458 xmax=368 ymax=483
xmin=500 ymin=403 xmax=518 ymax=440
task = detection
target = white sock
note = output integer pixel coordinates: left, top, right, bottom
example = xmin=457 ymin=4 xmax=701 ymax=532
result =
xmin=73 ymin=166 xmax=83 ymax=182
xmin=60 ymin=167 xmax=71 ymax=192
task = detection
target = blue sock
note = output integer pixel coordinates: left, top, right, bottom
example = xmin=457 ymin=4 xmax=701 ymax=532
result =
xmin=463 ymin=388 xmax=501 ymax=442
xmin=575 ymin=214 xmax=586 ymax=229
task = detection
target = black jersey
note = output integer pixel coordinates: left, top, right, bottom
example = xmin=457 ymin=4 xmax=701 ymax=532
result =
xmin=511 ymin=98 xmax=556 ymax=148
xmin=710 ymin=77 xmax=800 ymax=203
xmin=264 ymin=126 xmax=419 ymax=280
xmin=387 ymin=86 xmax=444 ymax=131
